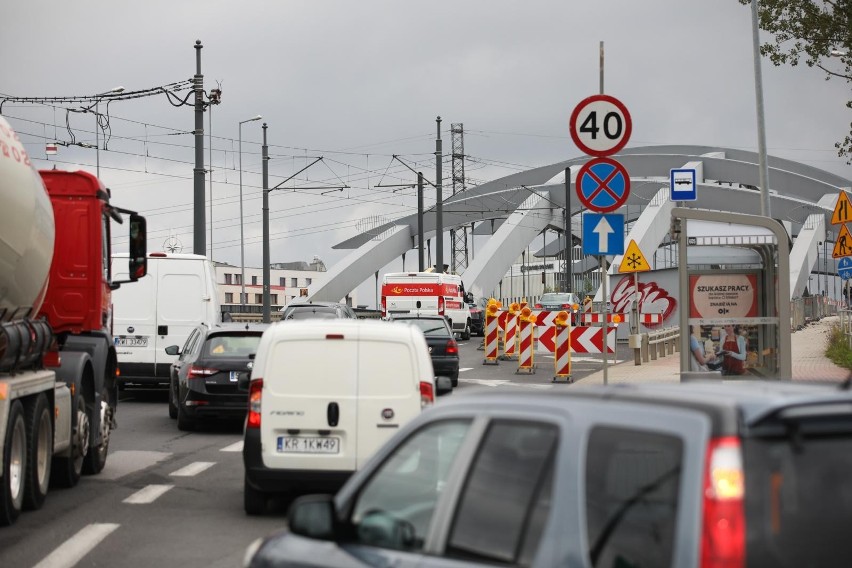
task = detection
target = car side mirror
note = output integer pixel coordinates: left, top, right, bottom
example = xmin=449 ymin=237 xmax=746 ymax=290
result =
xmin=165 ymin=345 xmax=180 ymax=356
xmin=288 ymin=494 xmax=339 ymax=541
xmin=435 ymin=376 xmax=453 ymax=396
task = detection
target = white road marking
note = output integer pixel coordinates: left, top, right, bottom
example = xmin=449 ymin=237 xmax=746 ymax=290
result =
xmin=459 ymin=367 xmax=474 ymax=373
xmin=170 ymin=461 xmax=215 ymax=477
xmin=33 ymin=523 xmax=119 ymax=568
xmin=221 ymin=441 xmax=244 ymax=452
xmin=123 ymin=484 xmax=174 ymax=504
xmin=94 ymin=450 xmax=172 ymax=481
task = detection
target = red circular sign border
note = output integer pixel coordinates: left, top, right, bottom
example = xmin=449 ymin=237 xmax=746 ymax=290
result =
xmin=575 ymin=157 xmax=631 ymax=213
xmin=569 ymin=94 xmax=633 ymax=157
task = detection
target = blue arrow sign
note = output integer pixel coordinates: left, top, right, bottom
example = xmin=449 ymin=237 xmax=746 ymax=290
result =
xmin=582 ymin=213 xmax=624 ymax=256
xmin=670 ymin=168 xmax=697 ymax=201
xmin=839 ymin=257 xmax=852 ymax=280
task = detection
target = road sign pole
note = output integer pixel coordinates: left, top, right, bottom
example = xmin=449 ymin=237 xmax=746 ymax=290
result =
xmin=602 ymin=256 xmax=608 ymax=385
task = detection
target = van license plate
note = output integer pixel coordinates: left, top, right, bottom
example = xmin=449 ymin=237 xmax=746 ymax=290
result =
xmin=277 ymin=436 xmax=340 ymax=454
xmin=115 ymin=337 xmax=148 ymax=347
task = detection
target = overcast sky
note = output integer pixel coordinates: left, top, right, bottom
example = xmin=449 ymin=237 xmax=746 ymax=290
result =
xmin=4 ymin=0 xmax=850 ymax=305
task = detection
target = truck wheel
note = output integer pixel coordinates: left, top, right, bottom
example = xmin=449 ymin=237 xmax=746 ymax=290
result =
xmin=84 ymin=388 xmax=111 ymax=475
xmin=168 ymin=379 xmax=178 ymax=419
xmin=462 ymin=320 xmax=471 ymax=341
xmin=244 ymin=477 xmax=267 ymax=515
xmin=23 ymin=394 xmax=53 ymax=510
xmin=0 ymin=401 xmax=26 ymax=526
xmin=51 ymin=395 xmax=88 ymax=488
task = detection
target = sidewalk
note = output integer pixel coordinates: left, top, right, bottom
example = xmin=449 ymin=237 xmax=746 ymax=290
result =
xmin=579 ymin=315 xmax=851 ymax=385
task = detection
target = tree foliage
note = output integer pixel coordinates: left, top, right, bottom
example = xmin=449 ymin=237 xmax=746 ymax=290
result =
xmin=739 ymin=0 xmax=851 ymax=162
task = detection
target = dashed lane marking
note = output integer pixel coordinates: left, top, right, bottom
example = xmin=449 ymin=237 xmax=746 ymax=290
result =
xmin=93 ymin=450 xmax=172 ymax=481
xmin=33 ymin=523 xmax=120 ymax=568
xmin=170 ymin=461 xmax=215 ymax=477
xmin=221 ymin=441 xmax=244 ymax=452
xmin=123 ymin=484 xmax=174 ymax=504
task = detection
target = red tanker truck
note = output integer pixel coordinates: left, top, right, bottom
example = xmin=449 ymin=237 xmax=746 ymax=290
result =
xmin=0 ymin=115 xmax=147 ymax=525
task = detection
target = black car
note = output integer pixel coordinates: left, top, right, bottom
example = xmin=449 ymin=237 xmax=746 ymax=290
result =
xmin=389 ymin=314 xmax=459 ymax=387
xmin=280 ymin=301 xmax=358 ymax=320
xmin=245 ymin=381 xmax=852 ymax=568
xmin=468 ymin=303 xmax=484 ymax=337
xmin=165 ymin=322 xmax=270 ymax=430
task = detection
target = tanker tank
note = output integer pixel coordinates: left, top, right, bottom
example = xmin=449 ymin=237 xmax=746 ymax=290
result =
xmin=0 ymin=115 xmax=55 ymax=322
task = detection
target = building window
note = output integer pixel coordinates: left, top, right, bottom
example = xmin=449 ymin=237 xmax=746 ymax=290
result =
xmin=271 ymin=294 xmax=278 ymax=305
xmin=291 ymin=278 xmax=298 ymax=287
xmin=306 ymin=278 xmax=312 ymax=286
xmin=225 ymin=273 xmax=233 ymax=285
xmin=252 ymin=276 xmax=258 ymax=285
xmin=225 ymin=292 xmax=233 ymax=303
xmin=255 ymin=294 xmax=262 ymax=304
xmin=279 ymin=277 xmax=285 ymax=287
xmin=235 ymin=274 xmax=242 ymax=285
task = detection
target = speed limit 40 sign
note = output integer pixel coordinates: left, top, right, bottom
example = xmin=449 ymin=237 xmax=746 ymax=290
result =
xmin=569 ymin=94 xmax=632 ymax=157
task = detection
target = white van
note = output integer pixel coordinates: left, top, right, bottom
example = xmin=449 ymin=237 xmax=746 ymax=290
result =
xmin=381 ymin=271 xmax=472 ymax=339
xmin=242 ymin=319 xmax=444 ymax=514
xmin=111 ymin=252 xmax=221 ymax=387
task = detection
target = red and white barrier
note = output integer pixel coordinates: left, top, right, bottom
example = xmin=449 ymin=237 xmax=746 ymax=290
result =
xmin=553 ymin=323 xmax=571 ymax=381
xmin=581 ymin=312 xmax=626 ymax=324
xmin=517 ymin=318 xmax=535 ymax=373
xmin=503 ymin=312 xmax=518 ymax=358
xmin=483 ymin=311 xmax=500 ymax=364
xmin=639 ymin=313 xmax=662 ymax=324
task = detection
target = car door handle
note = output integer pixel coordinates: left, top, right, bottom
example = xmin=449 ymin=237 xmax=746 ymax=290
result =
xmin=327 ymin=402 xmax=339 ymax=427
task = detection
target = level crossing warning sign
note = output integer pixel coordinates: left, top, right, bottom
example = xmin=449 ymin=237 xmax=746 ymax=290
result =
xmin=831 ymin=190 xmax=852 ymax=225
xmin=618 ymin=240 xmax=650 ymax=273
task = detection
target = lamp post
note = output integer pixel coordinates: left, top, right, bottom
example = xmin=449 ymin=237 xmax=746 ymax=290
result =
xmin=94 ymin=86 xmax=124 ymax=178
xmin=238 ymin=115 xmax=262 ymax=308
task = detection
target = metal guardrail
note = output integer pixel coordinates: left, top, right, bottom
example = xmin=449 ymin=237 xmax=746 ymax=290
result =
xmin=630 ymin=327 xmax=680 ymax=365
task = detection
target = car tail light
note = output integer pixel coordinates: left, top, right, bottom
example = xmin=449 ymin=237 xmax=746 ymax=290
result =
xmin=535 ymin=303 xmax=542 ymax=309
xmin=247 ymin=378 xmax=263 ymax=429
xmin=446 ymin=339 xmax=458 ymax=355
xmin=381 ymin=295 xmax=387 ymax=318
xmin=701 ymin=436 xmax=745 ymax=568
xmin=420 ymin=380 xmax=434 ymax=408
xmin=561 ymin=303 xmax=571 ymax=309
xmin=438 ymin=296 xmax=445 ymax=315
xmin=188 ymin=364 xmax=218 ymax=379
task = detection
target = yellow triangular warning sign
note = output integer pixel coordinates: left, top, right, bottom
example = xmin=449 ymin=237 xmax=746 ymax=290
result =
xmin=831 ymin=190 xmax=852 ymax=225
xmin=834 ymin=224 xmax=852 ymax=259
xmin=619 ymin=240 xmax=651 ymax=273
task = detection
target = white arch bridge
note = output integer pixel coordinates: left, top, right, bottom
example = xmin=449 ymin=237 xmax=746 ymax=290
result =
xmin=307 ymin=145 xmax=852 ymax=304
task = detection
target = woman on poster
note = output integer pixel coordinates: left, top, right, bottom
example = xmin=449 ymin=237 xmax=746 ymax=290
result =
xmin=717 ymin=324 xmax=748 ymax=375
xmin=689 ymin=325 xmax=713 ymax=372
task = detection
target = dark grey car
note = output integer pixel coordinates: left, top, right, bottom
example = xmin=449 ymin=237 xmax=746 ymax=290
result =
xmin=244 ymin=381 xmax=852 ymax=567
xmin=165 ymin=322 xmax=269 ymax=430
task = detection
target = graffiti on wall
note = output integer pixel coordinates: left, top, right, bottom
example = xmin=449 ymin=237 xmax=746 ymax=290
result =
xmin=611 ymin=276 xmax=678 ymax=326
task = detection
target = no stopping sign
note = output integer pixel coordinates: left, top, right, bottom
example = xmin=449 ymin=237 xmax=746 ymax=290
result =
xmin=569 ymin=94 xmax=632 ymax=157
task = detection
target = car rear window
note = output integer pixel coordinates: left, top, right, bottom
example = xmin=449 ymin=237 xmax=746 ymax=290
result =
xmin=203 ymin=333 xmax=262 ymax=357
xmin=744 ymin=419 xmax=852 ymax=566
xmin=398 ymin=319 xmax=450 ymax=338
xmin=284 ymin=307 xmax=339 ymax=320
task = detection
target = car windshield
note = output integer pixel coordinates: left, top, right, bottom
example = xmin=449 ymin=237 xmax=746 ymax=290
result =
xmin=398 ymin=319 xmax=450 ymax=338
xmin=539 ymin=293 xmax=578 ymax=305
xmin=203 ymin=334 xmax=262 ymax=357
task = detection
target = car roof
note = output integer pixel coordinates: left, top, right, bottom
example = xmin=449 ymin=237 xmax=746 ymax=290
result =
xmin=281 ymin=301 xmax=348 ymax=309
xmin=426 ymin=380 xmax=852 ymax=436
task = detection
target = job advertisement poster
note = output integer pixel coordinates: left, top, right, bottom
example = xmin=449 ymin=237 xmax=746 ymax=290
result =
xmin=689 ymin=273 xmax=758 ymax=318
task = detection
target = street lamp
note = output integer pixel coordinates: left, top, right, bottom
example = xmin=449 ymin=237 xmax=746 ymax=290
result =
xmin=238 ymin=115 xmax=262 ymax=307
xmin=94 ymin=86 xmax=124 ymax=177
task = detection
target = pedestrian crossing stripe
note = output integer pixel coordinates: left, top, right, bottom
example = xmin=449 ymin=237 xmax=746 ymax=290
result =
xmin=833 ymin=223 xmax=852 ymax=259
xmin=618 ymin=239 xmax=651 ymax=273
xmin=831 ymin=190 xmax=852 ymax=226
